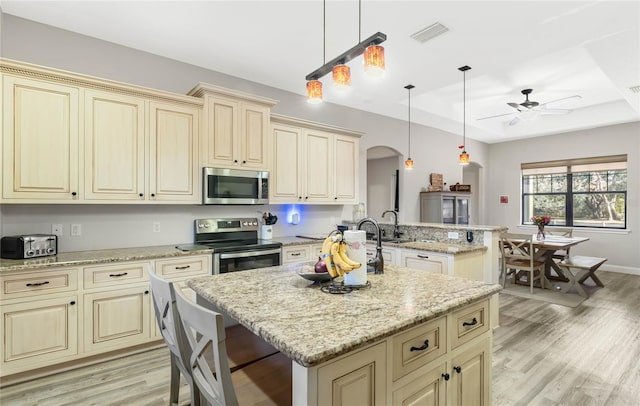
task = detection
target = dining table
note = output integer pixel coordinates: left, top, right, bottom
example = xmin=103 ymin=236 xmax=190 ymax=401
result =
xmin=531 ymin=235 xmax=590 ymax=283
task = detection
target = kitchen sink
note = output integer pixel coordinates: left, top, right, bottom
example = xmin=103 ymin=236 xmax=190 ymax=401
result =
xmin=377 ymin=238 xmax=413 ymax=244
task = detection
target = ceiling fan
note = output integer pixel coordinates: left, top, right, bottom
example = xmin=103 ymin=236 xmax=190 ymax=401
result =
xmin=477 ymin=89 xmax=582 ymax=126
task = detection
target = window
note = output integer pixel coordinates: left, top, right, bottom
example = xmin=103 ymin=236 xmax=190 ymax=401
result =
xmin=521 ymin=155 xmax=627 ymax=229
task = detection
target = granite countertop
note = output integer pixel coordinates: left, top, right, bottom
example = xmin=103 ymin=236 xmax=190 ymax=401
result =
xmin=274 ymin=235 xmax=487 ymax=255
xmin=0 ymin=244 xmax=213 ymax=273
xmin=187 ymin=263 xmax=501 ymax=367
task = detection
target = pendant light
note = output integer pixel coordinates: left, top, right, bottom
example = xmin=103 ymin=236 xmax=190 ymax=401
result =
xmin=404 ymin=84 xmax=415 ymax=170
xmin=332 ymin=63 xmax=351 ymax=91
xmin=364 ymin=44 xmax=385 ymax=77
xmin=458 ymin=65 xmax=471 ymax=165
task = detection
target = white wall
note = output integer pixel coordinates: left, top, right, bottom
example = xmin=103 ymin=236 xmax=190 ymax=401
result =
xmin=486 ymin=122 xmax=640 ymax=272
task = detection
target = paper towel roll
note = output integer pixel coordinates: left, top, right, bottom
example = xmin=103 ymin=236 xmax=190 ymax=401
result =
xmin=343 ymin=230 xmax=367 ymax=286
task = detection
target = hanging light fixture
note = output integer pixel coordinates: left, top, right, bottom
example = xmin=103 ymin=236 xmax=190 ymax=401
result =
xmin=458 ymin=65 xmax=471 ymax=165
xmin=404 ymin=84 xmax=415 ymax=170
xmin=305 ymin=0 xmax=386 ymax=97
xmin=307 ymin=0 xmax=327 ymax=103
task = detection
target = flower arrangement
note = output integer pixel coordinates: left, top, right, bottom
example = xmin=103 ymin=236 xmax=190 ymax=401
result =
xmin=531 ymin=215 xmax=550 ymax=227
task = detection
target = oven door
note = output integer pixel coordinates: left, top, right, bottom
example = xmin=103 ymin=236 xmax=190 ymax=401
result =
xmin=213 ymin=248 xmax=281 ymax=274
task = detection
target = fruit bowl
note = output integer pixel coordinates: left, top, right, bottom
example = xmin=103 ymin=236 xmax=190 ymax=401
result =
xmin=297 ymin=265 xmax=332 ymax=284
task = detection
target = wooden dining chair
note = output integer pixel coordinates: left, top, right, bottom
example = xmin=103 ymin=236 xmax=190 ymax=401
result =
xmin=500 ymin=233 xmax=547 ymax=294
xmin=148 ymin=271 xmax=200 ymax=406
xmin=173 ymin=286 xmax=292 ymax=406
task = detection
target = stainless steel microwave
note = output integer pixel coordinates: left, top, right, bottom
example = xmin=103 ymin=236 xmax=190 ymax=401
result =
xmin=202 ymin=168 xmax=269 ymax=205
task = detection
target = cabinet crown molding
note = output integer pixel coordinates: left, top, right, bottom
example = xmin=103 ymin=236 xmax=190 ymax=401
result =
xmin=271 ymin=113 xmax=364 ymax=138
xmin=188 ymin=82 xmax=278 ymax=106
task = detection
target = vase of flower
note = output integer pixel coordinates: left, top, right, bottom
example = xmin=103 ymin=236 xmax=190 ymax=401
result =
xmin=531 ymin=215 xmax=550 ymax=240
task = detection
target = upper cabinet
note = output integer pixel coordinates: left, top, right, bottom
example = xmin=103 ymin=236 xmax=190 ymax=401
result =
xmin=1 ymin=59 xmax=203 ymax=204
xmin=2 ymin=75 xmax=81 ymax=201
xmin=188 ymin=84 xmax=276 ymax=171
xmin=270 ymin=114 xmax=361 ymax=205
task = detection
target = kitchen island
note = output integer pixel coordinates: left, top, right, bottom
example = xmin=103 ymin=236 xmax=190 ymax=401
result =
xmin=187 ymin=262 xmax=501 ymax=405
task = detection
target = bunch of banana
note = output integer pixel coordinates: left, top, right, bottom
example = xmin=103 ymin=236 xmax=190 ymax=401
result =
xmin=320 ymin=235 xmax=362 ymax=277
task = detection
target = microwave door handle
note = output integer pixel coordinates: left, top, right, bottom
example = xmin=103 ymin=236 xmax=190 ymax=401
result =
xmin=218 ymin=248 xmax=281 ymax=260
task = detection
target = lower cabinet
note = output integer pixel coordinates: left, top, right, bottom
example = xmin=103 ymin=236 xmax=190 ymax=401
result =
xmin=392 ymin=362 xmax=447 ymax=406
xmin=0 ymin=253 xmax=211 ymax=382
xmin=449 ymin=338 xmax=491 ymax=406
xmin=366 ymin=246 xmax=397 ymax=265
xmin=83 ymin=286 xmax=151 ymax=353
xmin=400 ymin=250 xmax=448 ymax=274
xmin=0 ymin=295 xmax=79 ymax=375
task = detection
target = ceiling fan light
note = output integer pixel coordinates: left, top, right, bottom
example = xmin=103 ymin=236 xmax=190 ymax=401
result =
xmin=459 ymin=151 xmax=470 ymax=166
xmin=404 ymin=157 xmax=414 ymax=169
xmin=364 ymin=45 xmax=385 ymax=77
xmin=332 ymin=64 xmax=351 ymax=91
xmin=306 ymin=80 xmax=323 ymax=104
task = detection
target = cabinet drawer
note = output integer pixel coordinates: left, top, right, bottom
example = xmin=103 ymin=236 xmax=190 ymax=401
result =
xmin=1 ymin=268 xmax=78 ymax=301
xmin=282 ymin=246 xmax=311 ymax=263
xmin=450 ymin=300 xmax=489 ymax=349
xmin=401 ymin=251 xmax=448 ymax=274
xmin=392 ymin=316 xmax=447 ymax=381
xmin=83 ymin=261 xmax=151 ymax=289
xmin=154 ymin=256 xmax=210 ymax=280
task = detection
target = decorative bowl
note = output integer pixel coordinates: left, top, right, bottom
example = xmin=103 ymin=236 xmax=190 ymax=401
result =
xmin=297 ymin=269 xmax=332 ymax=283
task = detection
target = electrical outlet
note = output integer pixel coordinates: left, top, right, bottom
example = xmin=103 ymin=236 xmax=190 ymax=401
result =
xmin=153 ymin=222 xmax=161 ymax=233
xmin=51 ymin=224 xmax=63 ymax=237
xmin=71 ymin=224 xmax=82 ymax=237
xmin=448 ymin=231 xmax=459 ymax=239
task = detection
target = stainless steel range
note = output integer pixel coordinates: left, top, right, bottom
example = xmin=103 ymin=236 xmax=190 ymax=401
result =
xmin=194 ymin=218 xmax=282 ymax=274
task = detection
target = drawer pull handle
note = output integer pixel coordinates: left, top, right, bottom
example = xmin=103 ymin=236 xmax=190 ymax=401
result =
xmin=291 ymin=252 xmax=302 ymax=256
xmin=462 ymin=317 xmax=478 ymax=327
xmin=453 ymin=366 xmax=462 ymax=373
xmin=70 ymin=301 xmax=76 ymax=306
xmin=417 ymin=254 xmax=430 ymax=259
xmin=441 ymin=373 xmax=450 ymax=381
xmin=175 ymin=265 xmax=191 ymax=270
xmin=26 ymin=281 xmax=50 ymax=287
xmin=109 ymin=272 xmax=129 ymax=277
xmin=410 ymin=340 xmax=429 ymax=352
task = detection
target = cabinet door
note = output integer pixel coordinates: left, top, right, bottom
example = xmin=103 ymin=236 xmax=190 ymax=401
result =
xmin=317 ymin=342 xmax=386 ymax=406
xmin=204 ymin=96 xmax=239 ymax=167
xmin=270 ymin=124 xmax=303 ymax=202
xmin=303 ymin=130 xmax=332 ymax=202
xmin=149 ymin=101 xmax=199 ymax=202
xmin=367 ymin=247 xmax=396 ymax=265
xmin=1 ymin=296 xmax=78 ymax=374
xmin=392 ymin=362 xmax=447 ymax=406
xmin=449 ymin=338 xmax=491 ymax=406
xmin=83 ymin=286 xmax=151 ymax=353
xmin=84 ymin=90 xmax=146 ymax=201
xmin=240 ymin=103 xmax=269 ymax=169
xmin=401 ymin=251 xmax=448 ymax=274
xmin=2 ymin=76 xmax=80 ymax=201
xmin=333 ymin=134 xmax=358 ymax=203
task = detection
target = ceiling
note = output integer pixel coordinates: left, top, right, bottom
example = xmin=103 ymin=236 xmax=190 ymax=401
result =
xmin=2 ymin=0 xmax=639 ymax=144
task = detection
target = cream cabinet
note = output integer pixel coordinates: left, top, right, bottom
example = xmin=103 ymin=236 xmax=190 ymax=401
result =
xmin=0 ymin=267 xmax=80 ymax=376
xmin=189 ymin=84 xmax=276 ymax=170
xmin=282 ymin=245 xmax=312 ymax=264
xmin=367 ymin=246 xmax=397 ymax=265
xmin=295 ymin=298 xmax=493 ymax=406
xmin=270 ymin=114 xmax=362 ymax=204
xmin=0 ymin=253 xmax=211 ymax=382
xmin=2 ymin=75 xmax=80 ymax=201
xmin=400 ymin=250 xmax=448 ymax=274
xmin=1 ymin=59 xmax=203 ymax=205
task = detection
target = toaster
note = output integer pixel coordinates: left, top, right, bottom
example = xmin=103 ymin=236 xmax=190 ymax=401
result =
xmin=1 ymin=234 xmax=58 ymax=259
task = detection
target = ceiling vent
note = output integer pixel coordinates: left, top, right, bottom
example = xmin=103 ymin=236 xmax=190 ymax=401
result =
xmin=411 ymin=22 xmax=449 ymax=44
xmin=629 ymin=85 xmax=640 ymax=94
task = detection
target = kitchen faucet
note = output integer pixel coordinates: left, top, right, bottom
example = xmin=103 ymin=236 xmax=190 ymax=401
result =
xmin=357 ymin=217 xmax=384 ymax=274
xmin=382 ymin=210 xmax=402 ymax=239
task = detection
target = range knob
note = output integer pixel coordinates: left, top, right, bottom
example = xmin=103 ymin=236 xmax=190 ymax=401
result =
xmin=46 ymin=247 xmax=56 ymax=254
xmin=252 ymin=221 xmax=257 ymax=226
xmin=26 ymin=250 xmax=35 ymax=257
xmin=204 ymin=223 xmax=210 ymax=228
xmin=243 ymin=221 xmax=248 ymax=226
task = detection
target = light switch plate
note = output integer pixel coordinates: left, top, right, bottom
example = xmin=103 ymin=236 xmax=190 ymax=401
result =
xmin=71 ymin=224 xmax=82 ymax=237
xmin=448 ymin=231 xmax=459 ymax=239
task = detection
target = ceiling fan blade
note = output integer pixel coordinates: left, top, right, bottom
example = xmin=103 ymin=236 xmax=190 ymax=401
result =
xmin=507 ymin=102 xmax=524 ymax=111
xmin=476 ymin=111 xmax=517 ymax=121
xmin=541 ymin=95 xmax=582 ymax=107
xmin=508 ymin=116 xmax=520 ymax=126
xmin=540 ymin=108 xmax=571 ymax=115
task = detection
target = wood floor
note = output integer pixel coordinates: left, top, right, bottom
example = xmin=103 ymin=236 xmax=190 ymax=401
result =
xmin=2 ymin=271 xmax=639 ymax=406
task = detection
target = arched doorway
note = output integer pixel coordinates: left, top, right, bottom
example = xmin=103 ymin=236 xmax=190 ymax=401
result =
xmin=366 ymin=146 xmax=403 ymax=221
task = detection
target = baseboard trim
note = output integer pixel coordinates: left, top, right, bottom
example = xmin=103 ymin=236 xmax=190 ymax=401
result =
xmin=600 ymin=264 xmax=640 ymax=276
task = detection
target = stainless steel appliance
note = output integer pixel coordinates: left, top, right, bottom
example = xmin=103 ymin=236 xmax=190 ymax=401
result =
xmin=202 ymin=167 xmax=269 ymax=205
xmin=194 ymin=218 xmax=282 ymax=274
xmin=1 ymin=234 xmax=58 ymax=259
